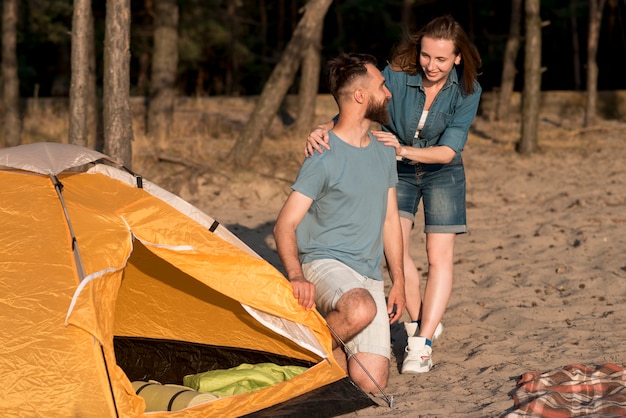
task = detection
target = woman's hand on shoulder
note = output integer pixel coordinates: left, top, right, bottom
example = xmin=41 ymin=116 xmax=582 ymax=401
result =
xmin=372 ymin=130 xmax=405 ymax=157
xmin=305 ymin=126 xmax=331 ymax=157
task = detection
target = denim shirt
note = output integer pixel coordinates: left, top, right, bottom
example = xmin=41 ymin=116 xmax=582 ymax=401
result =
xmin=382 ymin=65 xmax=482 ymax=154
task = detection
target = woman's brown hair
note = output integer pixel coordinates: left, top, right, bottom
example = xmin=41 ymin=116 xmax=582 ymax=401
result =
xmin=390 ymin=15 xmax=482 ymax=95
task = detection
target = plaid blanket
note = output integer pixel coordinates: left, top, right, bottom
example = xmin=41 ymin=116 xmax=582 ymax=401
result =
xmin=507 ymin=363 xmax=626 ymax=417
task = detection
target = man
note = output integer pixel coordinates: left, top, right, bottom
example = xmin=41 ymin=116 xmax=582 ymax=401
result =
xmin=273 ymin=53 xmax=405 ymax=392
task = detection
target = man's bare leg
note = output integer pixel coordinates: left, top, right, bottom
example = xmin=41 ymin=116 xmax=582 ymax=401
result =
xmin=349 ymin=352 xmax=390 ymax=392
xmin=325 ymin=288 xmax=376 ymax=373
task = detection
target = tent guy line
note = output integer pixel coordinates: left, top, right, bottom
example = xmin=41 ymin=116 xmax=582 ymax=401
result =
xmin=327 ymin=324 xmax=395 ymax=408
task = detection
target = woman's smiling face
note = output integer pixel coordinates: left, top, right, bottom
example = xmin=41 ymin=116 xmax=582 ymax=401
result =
xmin=419 ymin=36 xmax=461 ymax=85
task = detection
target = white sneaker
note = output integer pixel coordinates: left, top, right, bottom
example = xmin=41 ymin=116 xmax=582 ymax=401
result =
xmin=403 ymin=321 xmax=444 ymax=341
xmin=401 ymin=336 xmax=433 ymax=374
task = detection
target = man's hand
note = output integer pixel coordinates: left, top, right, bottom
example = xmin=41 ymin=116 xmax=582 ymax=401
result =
xmin=386 ymin=283 xmax=406 ymax=324
xmin=289 ymin=275 xmax=316 ymax=311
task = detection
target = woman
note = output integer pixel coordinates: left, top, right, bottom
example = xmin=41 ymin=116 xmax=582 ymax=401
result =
xmin=305 ymin=15 xmax=482 ymax=374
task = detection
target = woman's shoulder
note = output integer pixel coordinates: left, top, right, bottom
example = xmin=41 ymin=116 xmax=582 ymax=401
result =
xmin=472 ymin=79 xmax=482 ymax=94
xmin=383 ymin=65 xmax=421 ymax=87
xmin=383 ymin=64 xmax=415 ymax=77
xmin=383 ymin=63 xmax=403 ymax=73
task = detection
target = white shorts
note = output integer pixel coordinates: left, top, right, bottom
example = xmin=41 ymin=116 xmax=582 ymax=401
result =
xmin=302 ymin=259 xmax=390 ymax=359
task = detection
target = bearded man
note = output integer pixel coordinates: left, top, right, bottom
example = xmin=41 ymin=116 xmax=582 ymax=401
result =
xmin=273 ymin=52 xmax=406 ymax=393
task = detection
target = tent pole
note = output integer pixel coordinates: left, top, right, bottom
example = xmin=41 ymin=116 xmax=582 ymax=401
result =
xmin=100 ymin=343 xmax=120 ymax=417
xmin=50 ymin=174 xmax=86 ymax=281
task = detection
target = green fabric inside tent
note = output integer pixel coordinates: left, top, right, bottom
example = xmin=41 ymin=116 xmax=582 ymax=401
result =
xmin=184 ymin=363 xmax=308 ymax=397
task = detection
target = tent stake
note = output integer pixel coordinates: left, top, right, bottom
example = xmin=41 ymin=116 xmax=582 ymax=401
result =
xmin=327 ymin=324 xmax=395 ymax=408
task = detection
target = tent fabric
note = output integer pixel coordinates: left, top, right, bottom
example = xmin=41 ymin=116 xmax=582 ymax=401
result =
xmin=0 ymin=141 xmax=114 ymax=174
xmin=87 ymin=163 xmax=260 ymax=259
xmin=0 ymin=142 xmax=375 ymax=417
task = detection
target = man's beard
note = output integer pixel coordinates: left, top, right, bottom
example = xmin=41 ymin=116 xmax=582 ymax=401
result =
xmin=365 ymin=98 xmax=390 ymax=125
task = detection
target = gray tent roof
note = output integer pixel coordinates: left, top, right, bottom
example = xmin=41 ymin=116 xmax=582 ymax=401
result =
xmin=0 ymin=142 xmax=115 ymax=175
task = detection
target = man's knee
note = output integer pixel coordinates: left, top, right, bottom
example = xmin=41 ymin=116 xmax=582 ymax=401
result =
xmin=338 ymin=288 xmax=376 ymax=329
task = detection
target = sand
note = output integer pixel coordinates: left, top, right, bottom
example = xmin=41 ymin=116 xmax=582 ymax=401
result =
xmin=135 ymin=103 xmax=626 ymax=417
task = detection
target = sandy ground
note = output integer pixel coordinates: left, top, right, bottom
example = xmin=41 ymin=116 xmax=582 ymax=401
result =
xmin=134 ymin=101 xmax=626 ymax=417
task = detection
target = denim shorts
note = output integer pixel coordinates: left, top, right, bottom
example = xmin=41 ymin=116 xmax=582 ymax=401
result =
xmin=302 ymin=259 xmax=390 ymax=359
xmin=396 ymin=154 xmax=467 ymax=234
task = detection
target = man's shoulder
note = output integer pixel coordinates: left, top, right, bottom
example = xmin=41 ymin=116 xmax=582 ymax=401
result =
xmin=305 ymin=134 xmax=341 ymax=162
xmin=369 ymin=132 xmax=396 ymax=159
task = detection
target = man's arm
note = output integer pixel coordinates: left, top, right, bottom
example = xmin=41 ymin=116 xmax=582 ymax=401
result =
xmin=273 ymin=190 xmax=316 ymax=310
xmin=382 ymin=187 xmax=406 ymax=323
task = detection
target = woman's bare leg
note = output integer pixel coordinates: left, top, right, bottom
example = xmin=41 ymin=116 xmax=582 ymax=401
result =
xmin=419 ymin=232 xmax=455 ymax=340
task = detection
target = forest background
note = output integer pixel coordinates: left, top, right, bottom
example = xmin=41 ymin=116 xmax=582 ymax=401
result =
xmin=7 ymin=0 xmax=626 ymax=97
xmin=2 ymin=0 xmax=626 ymax=163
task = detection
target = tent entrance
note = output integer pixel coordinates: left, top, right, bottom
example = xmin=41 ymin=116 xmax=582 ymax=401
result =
xmin=112 ymin=242 xmax=333 ymax=412
xmin=114 ymin=337 xmax=376 ymax=417
xmin=114 ymin=336 xmax=314 ymax=385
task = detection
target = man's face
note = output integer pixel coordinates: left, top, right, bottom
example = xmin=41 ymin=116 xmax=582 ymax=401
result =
xmin=365 ymin=94 xmax=390 ymax=125
xmin=363 ymin=64 xmax=391 ymax=125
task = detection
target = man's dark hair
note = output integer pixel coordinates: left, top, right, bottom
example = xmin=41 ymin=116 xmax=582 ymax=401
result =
xmin=327 ymin=53 xmax=378 ymax=99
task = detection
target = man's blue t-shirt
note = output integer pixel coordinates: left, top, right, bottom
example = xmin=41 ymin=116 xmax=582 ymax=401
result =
xmin=292 ymin=130 xmax=397 ymax=280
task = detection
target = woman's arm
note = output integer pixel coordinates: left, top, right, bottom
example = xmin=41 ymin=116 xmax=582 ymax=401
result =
xmin=372 ymin=130 xmax=456 ymax=164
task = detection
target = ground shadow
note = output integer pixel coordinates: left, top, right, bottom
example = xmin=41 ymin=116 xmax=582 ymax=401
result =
xmin=390 ymin=321 xmax=408 ymax=373
xmin=223 ymin=221 xmax=285 ymax=275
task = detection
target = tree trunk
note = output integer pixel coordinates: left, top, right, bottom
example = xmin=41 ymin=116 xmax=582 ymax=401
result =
xmin=230 ymin=0 xmax=333 ymax=165
xmin=87 ymin=4 xmax=100 ymax=151
xmin=2 ymin=0 xmax=21 ymax=148
xmin=496 ymin=0 xmax=522 ymax=121
xmin=584 ymin=0 xmax=606 ymax=127
xmin=226 ymin=2 xmax=239 ymax=95
xmin=517 ymin=0 xmax=542 ymax=155
xmin=294 ymin=17 xmax=323 ymax=134
xmin=137 ymin=51 xmax=150 ymax=97
xmin=69 ymin=0 xmax=94 ymax=148
xmin=103 ymin=0 xmax=133 ymax=167
xmin=570 ymin=0 xmax=581 ymax=90
xmin=147 ymin=0 xmax=179 ymax=151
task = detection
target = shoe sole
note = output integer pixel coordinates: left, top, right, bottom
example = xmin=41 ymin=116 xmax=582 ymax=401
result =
xmin=401 ymin=362 xmax=432 ymax=374
xmin=401 ymin=368 xmax=431 ymax=374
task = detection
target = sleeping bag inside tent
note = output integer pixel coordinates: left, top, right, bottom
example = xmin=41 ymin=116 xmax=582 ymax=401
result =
xmin=0 ymin=142 xmax=376 ymax=417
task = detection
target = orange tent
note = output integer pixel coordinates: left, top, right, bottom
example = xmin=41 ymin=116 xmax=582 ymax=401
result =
xmin=0 ymin=142 xmax=375 ymax=417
